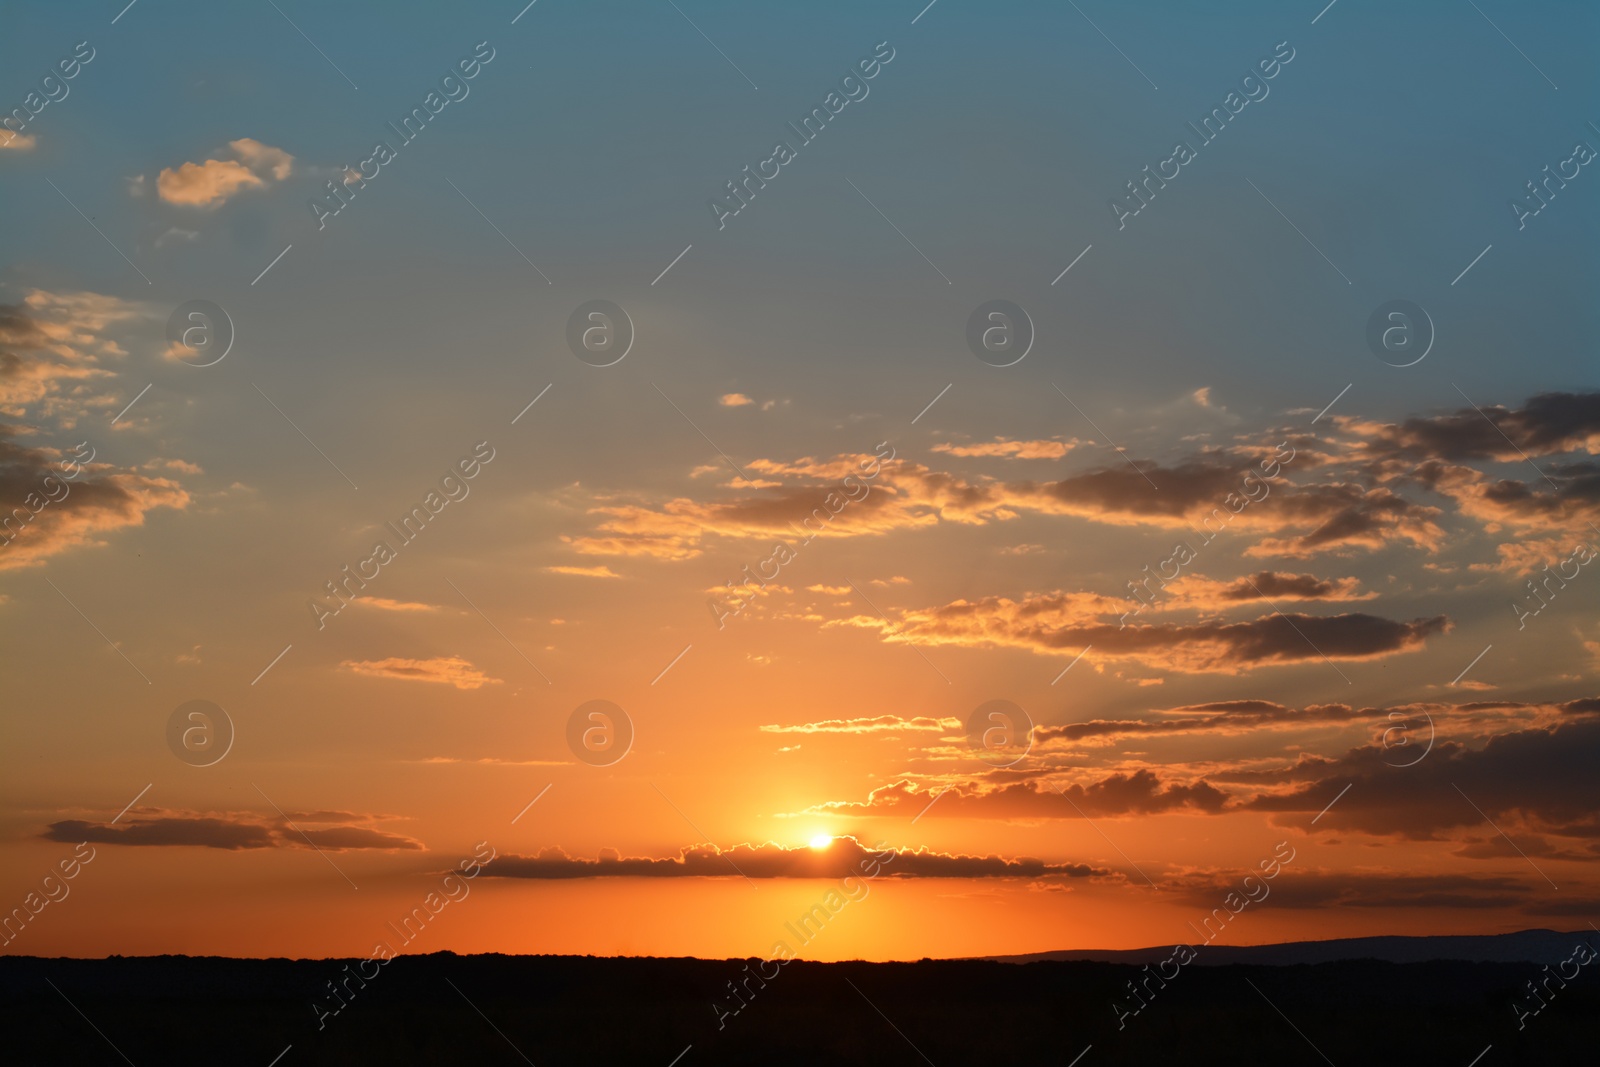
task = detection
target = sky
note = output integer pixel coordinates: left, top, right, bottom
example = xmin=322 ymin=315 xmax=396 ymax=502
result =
xmin=1 ymin=0 xmax=1597 ymax=963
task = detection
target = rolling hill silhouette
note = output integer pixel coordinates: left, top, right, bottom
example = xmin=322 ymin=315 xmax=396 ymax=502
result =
xmin=4 ymin=929 xmax=1595 ymax=1065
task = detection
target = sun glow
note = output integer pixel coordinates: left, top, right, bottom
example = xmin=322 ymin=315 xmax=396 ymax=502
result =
xmin=809 ymin=834 xmax=832 ymax=850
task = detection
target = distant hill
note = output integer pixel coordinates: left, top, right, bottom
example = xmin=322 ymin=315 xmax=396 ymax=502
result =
xmin=983 ymin=927 xmax=1598 ymax=965
xmin=4 ymin=948 xmax=1597 ymax=1065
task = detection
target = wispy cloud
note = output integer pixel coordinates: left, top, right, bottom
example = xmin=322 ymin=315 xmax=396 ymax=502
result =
xmin=340 ymin=656 xmax=501 ymax=690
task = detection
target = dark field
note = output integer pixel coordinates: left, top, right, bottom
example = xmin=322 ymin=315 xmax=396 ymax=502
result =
xmin=4 ymin=952 xmax=1594 ymax=1066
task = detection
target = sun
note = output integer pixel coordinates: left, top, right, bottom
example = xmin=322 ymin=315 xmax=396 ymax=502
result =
xmin=808 ymin=834 xmax=832 ymax=850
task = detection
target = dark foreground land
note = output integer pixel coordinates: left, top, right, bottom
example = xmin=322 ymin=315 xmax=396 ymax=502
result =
xmin=3 ymin=951 xmax=1595 ymax=1066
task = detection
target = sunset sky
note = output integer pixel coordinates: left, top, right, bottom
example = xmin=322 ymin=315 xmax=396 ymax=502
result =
xmin=2 ymin=0 xmax=1597 ymax=964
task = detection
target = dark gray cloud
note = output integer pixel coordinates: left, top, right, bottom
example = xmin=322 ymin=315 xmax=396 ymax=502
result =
xmin=1356 ymin=391 xmax=1600 ymax=462
xmin=878 ymin=591 xmax=1451 ymax=674
xmin=1034 ymin=699 xmax=1362 ymax=747
xmin=810 ymin=771 xmax=1229 ymax=822
xmin=1247 ymin=715 xmax=1600 ymax=840
xmin=1175 ymin=870 xmax=1536 ymax=911
xmin=480 ymin=836 xmax=1104 ymax=880
xmin=42 ymin=810 xmax=423 ymax=851
xmin=1213 ymin=571 xmax=1364 ymax=601
xmin=1 ymin=427 xmax=190 ymax=571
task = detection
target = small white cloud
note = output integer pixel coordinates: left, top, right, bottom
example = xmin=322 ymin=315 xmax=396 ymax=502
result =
xmin=155 ymin=227 xmax=200 ymax=248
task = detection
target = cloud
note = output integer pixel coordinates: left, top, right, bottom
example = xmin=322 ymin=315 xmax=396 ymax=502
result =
xmin=413 ymin=756 xmax=570 ymax=767
xmin=1033 ymin=699 xmax=1366 ymax=748
xmin=1 ymin=431 xmax=190 ymax=571
xmin=795 ymin=699 xmax=1599 ymax=836
xmin=0 ymin=291 xmax=193 ymax=568
xmin=1173 ymin=869 xmax=1535 ymax=910
xmin=229 ymin=137 xmax=294 ymax=180
xmin=562 ymin=443 xmax=1440 ymax=564
xmin=353 ymin=597 xmax=440 ymax=613
xmin=294 ymin=825 xmax=425 ymax=851
xmin=42 ymin=809 xmax=422 ymax=851
xmin=719 ymin=393 xmax=754 ymax=407
xmin=1155 ymin=571 xmax=1374 ymax=609
xmin=1 ymin=130 xmax=37 ymax=151
xmin=838 ymin=589 xmax=1449 ymax=674
xmin=1 ymin=289 xmax=144 ymax=416
xmin=155 ymin=138 xmax=294 ymax=208
xmin=1201 ymin=571 xmax=1369 ymax=602
xmin=479 ymin=836 xmax=1106 ymax=880
xmin=559 ymin=393 xmax=1596 ymax=566
xmin=545 ymin=564 xmax=621 ymax=578
xmin=809 ymin=773 xmax=1230 ymax=821
xmin=1347 ymin=391 xmax=1600 ymax=462
xmin=157 ymin=160 xmax=262 ymax=207
xmin=1243 ymin=484 xmax=1445 ymax=557
xmin=1049 ymin=697 xmax=1581 ymax=759
xmin=1468 ymin=538 xmax=1589 ymax=576
xmin=154 ymin=227 xmax=200 ymax=248
xmin=1420 ymin=461 xmax=1599 ymax=538
xmin=1449 ymin=832 xmax=1599 ymax=864
xmin=562 ymin=449 xmax=1021 ymax=559
xmin=340 ymin=656 xmax=501 ymax=690
xmin=932 ymin=438 xmax=1077 ymax=460
xmin=562 ymin=504 xmax=708 ymax=560
xmin=759 ymin=715 xmax=960 ymax=735
xmin=1245 ymin=712 xmax=1600 ymax=841
xmin=46 ymin=816 xmax=273 ymax=850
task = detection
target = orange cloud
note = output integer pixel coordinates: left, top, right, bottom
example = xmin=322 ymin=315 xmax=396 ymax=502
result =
xmin=1243 ymin=484 xmax=1445 ymax=557
xmin=1420 ymin=462 xmax=1598 ymax=538
xmin=932 ymin=438 xmax=1076 ymax=459
xmin=831 ymin=589 xmax=1450 ymax=674
xmin=1032 ymin=699 xmax=1367 ymax=749
xmin=759 ymin=715 xmax=960 ymax=735
xmin=1468 ymin=539 xmax=1583 ymax=576
xmin=340 ymin=656 xmax=500 ymax=690
xmin=562 ymin=446 xmax=1441 ymax=564
xmin=1156 ymin=571 xmax=1374 ymax=609
xmin=0 ymin=291 xmax=194 ymax=569
xmin=562 ymin=504 xmax=707 ymax=559
xmin=1 ymin=289 xmax=143 ymax=417
xmin=545 ymin=564 xmax=622 ymax=578
xmin=1 ymin=435 xmax=190 ymax=571
xmin=155 ymin=138 xmax=293 ymax=208
xmin=354 ymin=597 xmax=440 ymax=613
xmin=560 ymin=395 xmax=1595 ymax=568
